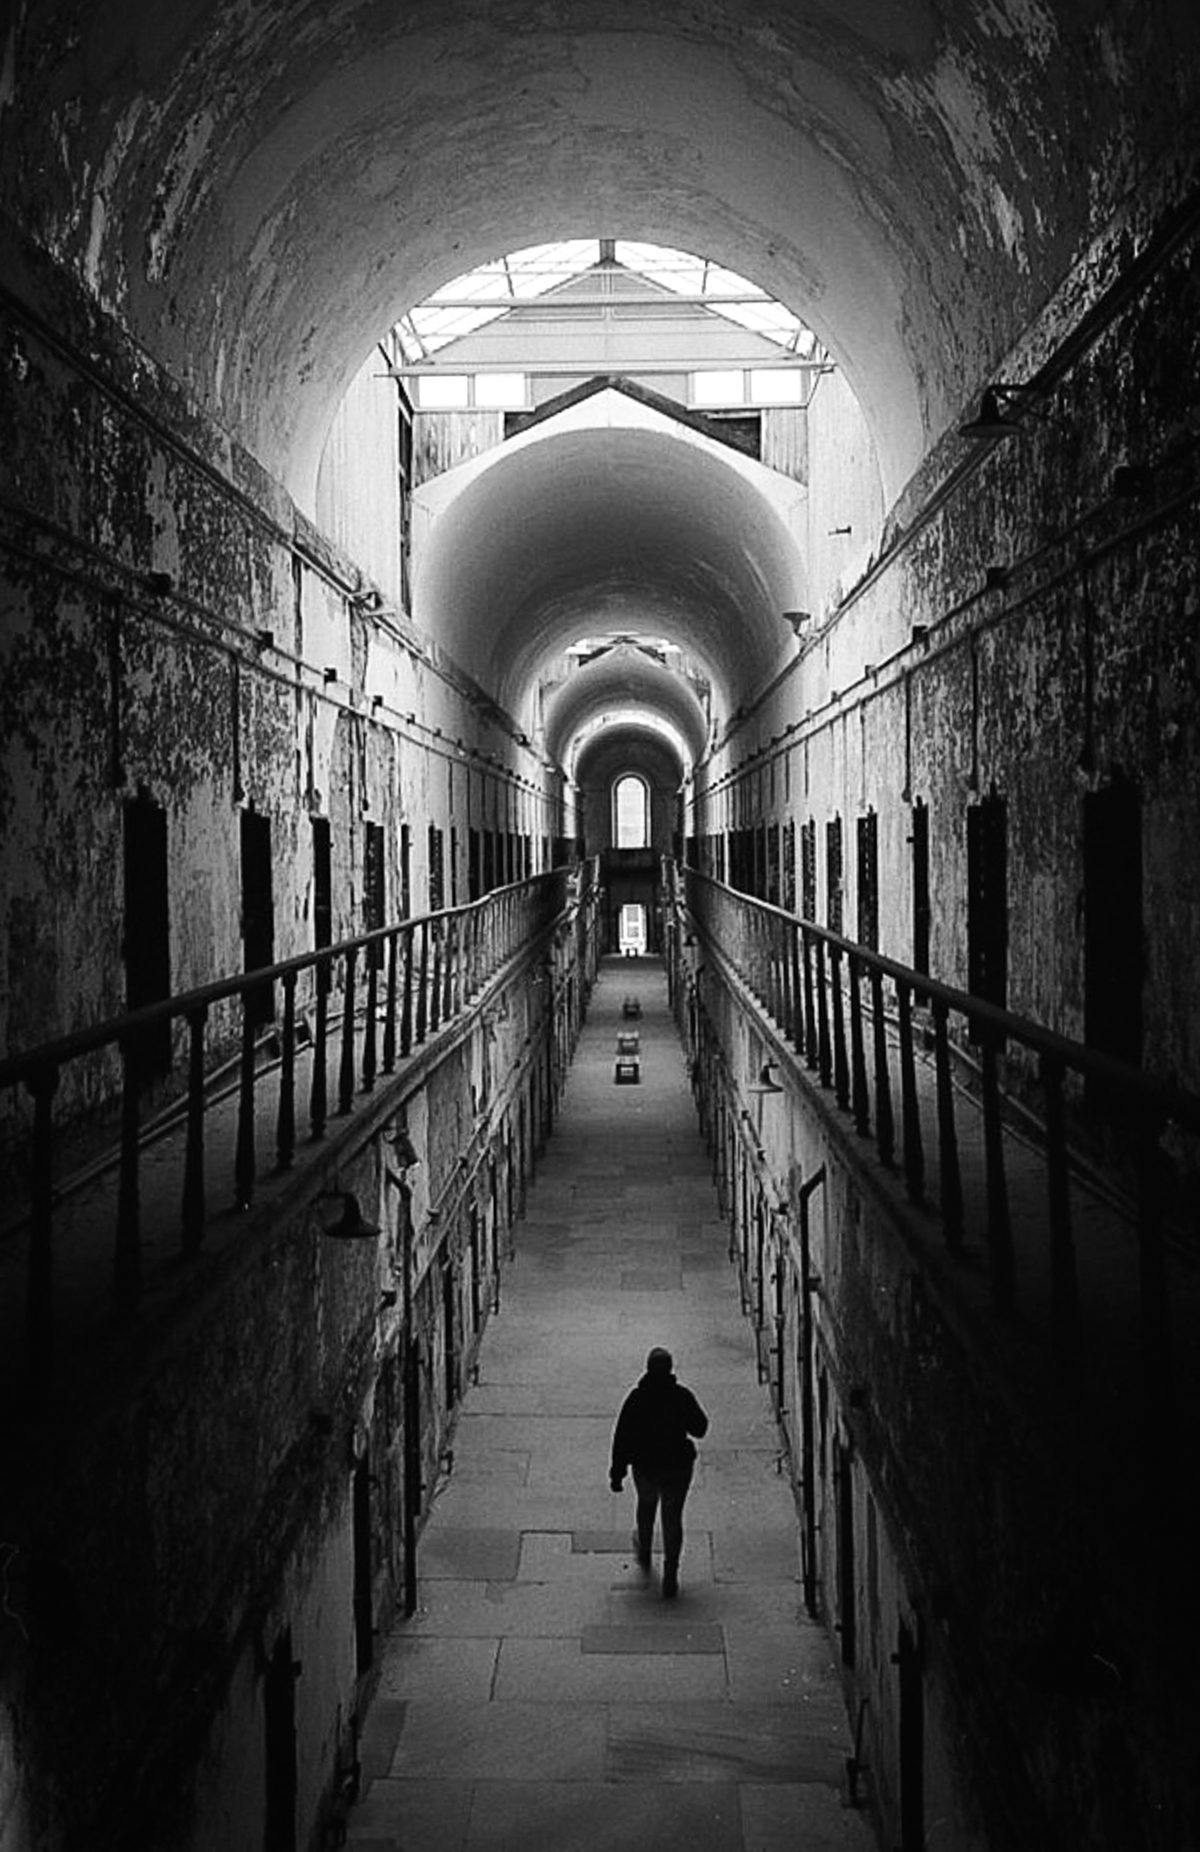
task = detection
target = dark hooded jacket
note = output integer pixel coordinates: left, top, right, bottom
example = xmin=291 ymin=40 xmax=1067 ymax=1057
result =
xmin=610 ymin=1368 xmax=708 ymax=1478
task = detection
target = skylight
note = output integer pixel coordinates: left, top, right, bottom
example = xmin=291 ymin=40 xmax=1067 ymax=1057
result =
xmin=395 ymin=239 xmax=822 ymax=365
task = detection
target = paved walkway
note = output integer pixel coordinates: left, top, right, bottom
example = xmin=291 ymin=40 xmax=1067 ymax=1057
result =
xmin=345 ymin=956 xmax=877 ymax=1852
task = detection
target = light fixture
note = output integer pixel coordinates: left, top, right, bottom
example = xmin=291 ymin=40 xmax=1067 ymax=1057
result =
xmin=983 ymin=565 xmax=1010 ymax=591
xmin=783 ymin=610 xmax=812 ymax=636
xmin=388 ymin=1126 xmax=421 ymax=1171
xmin=749 ymin=1061 xmax=784 ymax=1095
xmin=317 ymin=1191 xmax=380 ymax=1239
xmin=255 ymin=629 xmax=274 ymax=650
xmin=958 ymin=384 xmax=1037 ymax=441
xmin=323 ymin=666 xmax=338 ymax=684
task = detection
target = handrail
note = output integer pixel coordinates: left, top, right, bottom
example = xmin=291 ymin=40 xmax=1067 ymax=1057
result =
xmin=671 ymin=863 xmax=1200 ymax=1407
xmin=2 ymin=867 xmax=585 ymax=1375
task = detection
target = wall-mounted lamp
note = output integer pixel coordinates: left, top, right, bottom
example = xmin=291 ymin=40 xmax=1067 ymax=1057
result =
xmin=371 ymin=694 xmax=384 ymax=710
xmin=911 ymin=624 xmax=929 ymax=647
xmin=828 ymin=524 xmax=853 ymax=536
xmin=254 ymin=629 xmax=274 ymax=650
xmin=323 ymin=666 xmax=338 ymax=684
xmin=782 ymin=610 xmax=813 ymax=637
xmin=143 ymin=570 xmax=175 ymax=596
xmin=983 ymin=565 xmax=1010 ymax=591
xmin=317 ymin=1191 xmax=380 ymax=1239
xmin=388 ymin=1126 xmax=421 ymax=1171
xmin=749 ymin=1061 xmax=784 ymax=1095
xmin=958 ymin=383 xmax=1039 ymax=441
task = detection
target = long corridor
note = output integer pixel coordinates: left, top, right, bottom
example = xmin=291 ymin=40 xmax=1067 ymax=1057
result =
xmin=345 ymin=957 xmax=877 ymax=1852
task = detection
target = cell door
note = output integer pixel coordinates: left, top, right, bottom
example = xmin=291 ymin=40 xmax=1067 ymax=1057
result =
xmin=1084 ymin=779 xmax=1142 ymax=1078
xmin=311 ymin=816 xmax=332 ymax=994
xmin=263 ymin=1629 xmax=298 ymax=1852
xmin=352 ymin=1455 xmax=374 ymax=1675
xmin=122 ymin=791 xmax=172 ymax=1077
xmin=240 ymin=808 xmax=275 ymax=1025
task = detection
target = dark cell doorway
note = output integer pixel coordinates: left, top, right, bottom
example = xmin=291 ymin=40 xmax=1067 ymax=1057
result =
xmin=311 ymin=816 xmax=332 ymax=994
xmin=263 ymin=1628 xmax=298 ymax=1852
xmin=122 ymin=790 xmax=172 ymax=1078
xmin=352 ymin=1455 xmax=374 ymax=1676
xmin=1083 ymin=778 xmax=1142 ymax=1079
xmin=240 ymin=808 xmax=275 ymax=1024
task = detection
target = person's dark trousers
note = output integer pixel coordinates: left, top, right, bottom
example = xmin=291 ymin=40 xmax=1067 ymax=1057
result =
xmin=633 ymin=1464 xmax=694 ymax=1576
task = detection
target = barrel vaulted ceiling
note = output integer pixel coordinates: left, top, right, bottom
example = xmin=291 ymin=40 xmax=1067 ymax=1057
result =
xmin=5 ymin=0 xmax=1197 ymax=514
xmin=4 ymin=0 xmax=1198 ymax=772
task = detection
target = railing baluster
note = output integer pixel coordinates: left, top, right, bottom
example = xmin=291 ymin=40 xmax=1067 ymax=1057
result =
xmin=182 ymin=1006 xmax=208 ymax=1249
xmin=310 ymin=970 xmax=328 ymax=1139
xmin=932 ymin=1000 xmax=963 ymax=1251
xmin=831 ymin=946 xmax=850 ymax=1110
xmin=26 ymin=1063 xmax=58 ymax=1372
xmin=115 ymin=1038 xmax=142 ymax=1307
xmin=415 ymin=921 xmax=429 ymax=1043
xmin=277 ymin=974 xmax=297 ymax=1169
xmin=816 ymin=939 xmax=832 ymax=1088
xmin=871 ymin=967 xmax=895 ymax=1168
xmin=802 ymin=928 xmax=817 ymax=1067
xmin=849 ymin=954 xmax=870 ymax=1135
xmin=363 ymin=946 xmax=379 ymax=1091
xmin=383 ymin=930 xmax=398 ymax=1073
xmin=430 ymin=927 xmax=444 ymax=1034
xmin=897 ymin=980 xmax=924 ymax=1204
xmin=788 ymin=924 xmax=803 ymax=1052
xmin=400 ymin=925 xmax=415 ymax=1056
xmin=980 ymin=1037 xmax=1014 ymax=1310
xmin=1040 ymin=1055 xmax=1078 ymax=1347
xmin=234 ymin=1007 xmax=257 ymax=1211
xmin=339 ymin=946 xmax=358 ymax=1115
xmin=1135 ymin=1113 xmax=1172 ymax=1406
xmin=444 ymin=916 xmax=456 ymax=1020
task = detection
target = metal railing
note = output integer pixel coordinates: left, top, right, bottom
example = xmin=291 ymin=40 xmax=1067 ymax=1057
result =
xmin=1 ymin=870 xmax=576 ymax=1365
xmin=671 ymin=865 xmax=1200 ymax=1401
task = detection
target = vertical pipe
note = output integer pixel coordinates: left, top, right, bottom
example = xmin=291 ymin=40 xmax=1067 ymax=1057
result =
xmin=277 ymin=973 xmax=297 ymax=1169
xmin=897 ymin=981 xmax=924 ymax=1203
xmin=802 ymin=929 xmax=817 ymax=1068
xmin=182 ymin=1006 xmax=208 ymax=1250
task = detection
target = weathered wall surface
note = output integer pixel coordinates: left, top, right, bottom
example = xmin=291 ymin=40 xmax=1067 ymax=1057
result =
xmin=691 ymin=176 xmax=1200 ymax=1116
xmin=0 ymin=219 xmax=559 ymax=1161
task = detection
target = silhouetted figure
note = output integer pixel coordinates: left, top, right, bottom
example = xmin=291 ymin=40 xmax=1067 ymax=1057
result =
xmin=609 ymin=1346 xmax=708 ymax=1598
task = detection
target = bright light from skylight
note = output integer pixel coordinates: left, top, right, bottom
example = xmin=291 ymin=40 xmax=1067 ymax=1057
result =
xmin=395 ymin=239 xmax=823 ymax=366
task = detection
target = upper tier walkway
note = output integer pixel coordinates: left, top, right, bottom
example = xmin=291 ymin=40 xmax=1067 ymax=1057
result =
xmin=345 ymin=954 xmax=877 ymax=1852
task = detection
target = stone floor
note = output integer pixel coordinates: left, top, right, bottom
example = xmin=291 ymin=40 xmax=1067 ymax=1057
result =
xmin=343 ymin=956 xmax=878 ymax=1852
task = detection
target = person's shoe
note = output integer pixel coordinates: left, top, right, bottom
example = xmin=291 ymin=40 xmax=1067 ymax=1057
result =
xmin=632 ymin=1532 xmax=652 ymax=1572
xmin=662 ymin=1565 xmax=679 ymax=1599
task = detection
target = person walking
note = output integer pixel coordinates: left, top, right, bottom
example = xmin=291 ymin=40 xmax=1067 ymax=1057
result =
xmin=609 ymin=1346 xmax=708 ymax=1598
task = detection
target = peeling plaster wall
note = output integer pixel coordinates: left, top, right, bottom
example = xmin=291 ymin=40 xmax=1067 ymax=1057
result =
xmin=691 ymin=163 xmax=1200 ymax=1114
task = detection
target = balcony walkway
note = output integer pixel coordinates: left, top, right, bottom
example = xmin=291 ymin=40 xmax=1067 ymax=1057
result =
xmin=345 ymin=955 xmax=876 ymax=1852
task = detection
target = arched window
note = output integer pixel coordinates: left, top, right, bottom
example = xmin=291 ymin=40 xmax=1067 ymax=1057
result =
xmin=613 ymin=775 xmax=649 ymax=849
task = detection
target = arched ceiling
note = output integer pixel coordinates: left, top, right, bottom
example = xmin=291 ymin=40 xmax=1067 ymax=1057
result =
xmin=541 ymin=645 xmax=709 ymax=773
xmin=575 ymin=725 xmax=686 ymax=797
xmin=5 ymin=0 xmax=1197 ymax=517
xmin=414 ymin=413 xmax=803 ymax=725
